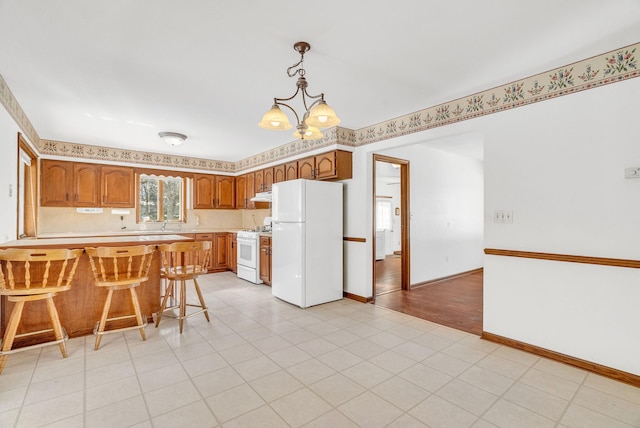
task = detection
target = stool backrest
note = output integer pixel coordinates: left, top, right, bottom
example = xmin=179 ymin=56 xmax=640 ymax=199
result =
xmin=157 ymin=241 xmax=211 ymax=278
xmin=85 ymin=245 xmax=155 ymax=286
xmin=0 ymin=248 xmax=84 ymax=295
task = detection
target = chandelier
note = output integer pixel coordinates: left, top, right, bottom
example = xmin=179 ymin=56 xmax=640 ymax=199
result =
xmin=259 ymin=41 xmax=340 ymax=140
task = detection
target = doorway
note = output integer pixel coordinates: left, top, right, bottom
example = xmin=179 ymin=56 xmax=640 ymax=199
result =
xmin=372 ymin=154 xmax=409 ymax=299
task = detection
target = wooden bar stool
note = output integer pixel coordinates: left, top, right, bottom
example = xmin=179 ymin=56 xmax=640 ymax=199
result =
xmin=85 ymin=245 xmax=155 ymax=350
xmin=156 ymin=241 xmax=211 ymax=333
xmin=0 ymin=248 xmax=83 ymax=374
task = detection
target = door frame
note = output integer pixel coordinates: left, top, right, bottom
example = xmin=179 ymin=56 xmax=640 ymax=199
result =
xmin=372 ymin=154 xmax=410 ymax=299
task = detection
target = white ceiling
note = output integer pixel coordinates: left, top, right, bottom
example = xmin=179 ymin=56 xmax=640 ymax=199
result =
xmin=1 ymin=1 xmax=639 ymax=162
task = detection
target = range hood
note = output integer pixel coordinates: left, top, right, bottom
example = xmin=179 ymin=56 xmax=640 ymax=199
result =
xmin=250 ymin=191 xmax=272 ymax=202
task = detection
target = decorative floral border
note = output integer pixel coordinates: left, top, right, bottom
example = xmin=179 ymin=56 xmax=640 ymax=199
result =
xmin=353 ymin=43 xmax=638 ymax=146
xmin=2 ymin=43 xmax=638 ymax=173
xmin=0 ymin=75 xmax=40 ymax=145
xmin=38 ymin=139 xmax=238 ymax=173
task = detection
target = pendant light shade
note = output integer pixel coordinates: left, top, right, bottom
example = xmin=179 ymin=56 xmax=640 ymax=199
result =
xmin=293 ymin=124 xmax=323 ymax=140
xmin=258 ymin=105 xmax=293 ymax=130
xmin=305 ymin=100 xmax=340 ymax=128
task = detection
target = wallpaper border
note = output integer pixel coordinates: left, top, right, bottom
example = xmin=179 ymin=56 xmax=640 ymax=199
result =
xmin=2 ymin=42 xmax=638 ymax=173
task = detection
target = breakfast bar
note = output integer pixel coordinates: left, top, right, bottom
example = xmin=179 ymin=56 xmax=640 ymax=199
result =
xmin=0 ymin=234 xmax=193 ymax=343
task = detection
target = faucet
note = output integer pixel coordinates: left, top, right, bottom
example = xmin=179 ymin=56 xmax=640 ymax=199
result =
xmin=161 ymin=221 xmax=167 ymax=231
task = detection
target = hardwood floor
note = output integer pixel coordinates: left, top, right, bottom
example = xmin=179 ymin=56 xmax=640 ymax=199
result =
xmin=374 ymin=253 xmax=402 ymax=294
xmin=374 ymin=256 xmax=483 ymax=335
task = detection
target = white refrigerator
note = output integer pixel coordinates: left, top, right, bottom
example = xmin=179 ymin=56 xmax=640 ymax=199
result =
xmin=272 ymin=179 xmax=343 ymax=308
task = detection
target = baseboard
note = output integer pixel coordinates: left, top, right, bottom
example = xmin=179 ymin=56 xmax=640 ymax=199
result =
xmin=343 ymin=291 xmax=374 ymax=303
xmin=411 ymin=267 xmax=483 ymax=289
xmin=482 ymin=331 xmax=640 ymax=388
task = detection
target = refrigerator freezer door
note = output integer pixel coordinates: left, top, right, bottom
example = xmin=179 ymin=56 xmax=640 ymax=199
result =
xmin=272 ymin=221 xmax=305 ymax=307
xmin=272 ymin=179 xmax=305 ymax=223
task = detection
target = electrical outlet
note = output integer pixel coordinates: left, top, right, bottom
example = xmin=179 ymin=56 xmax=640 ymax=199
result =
xmin=494 ymin=210 xmax=513 ymax=223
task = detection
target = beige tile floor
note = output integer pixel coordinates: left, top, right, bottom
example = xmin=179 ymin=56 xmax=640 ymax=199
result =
xmin=1 ymin=272 xmax=639 ymax=427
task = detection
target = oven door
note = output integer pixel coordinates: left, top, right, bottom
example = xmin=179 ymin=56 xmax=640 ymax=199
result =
xmin=237 ymin=237 xmax=258 ymax=269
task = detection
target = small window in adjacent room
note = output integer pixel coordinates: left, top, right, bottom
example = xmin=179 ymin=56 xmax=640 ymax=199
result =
xmin=137 ymin=174 xmax=185 ymax=223
xmin=376 ymin=198 xmax=393 ymax=231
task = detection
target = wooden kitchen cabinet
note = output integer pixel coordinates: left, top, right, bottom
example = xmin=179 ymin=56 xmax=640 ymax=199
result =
xmin=228 ymin=232 xmax=237 ymax=273
xmin=211 ymin=233 xmax=229 ymax=271
xmin=235 ymin=174 xmax=247 ymax=209
xmin=193 ymin=174 xmax=216 ymax=209
xmin=41 ymin=160 xmax=134 ymax=208
xmin=101 ymin=166 xmax=134 ymax=207
xmin=261 ymin=167 xmax=274 ymax=192
xmin=297 ymin=156 xmax=315 ymax=180
xmin=285 ymin=161 xmax=298 ymax=181
xmin=41 ymin=159 xmax=73 ymax=206
xmin=273 ymin=164 xmax=285 ymax=184
xmin=215 ymin=175 xmax=235 ymax=209
xmin=73 ymin=162 xmax=101 ymax=207
xmin=254 ymin=169 xmax=265 ymax=193
xmin=297 ymin=150 xmax=352 ymax=181
xmin=259 ymin=235 xmax=272 ymax=286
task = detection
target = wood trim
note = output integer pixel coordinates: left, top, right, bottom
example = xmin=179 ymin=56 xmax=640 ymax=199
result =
xmin=411 ymin=267 xmax=483 ymax=290
xmin=344 ymin=237 xmax=366 ymax=243
xmin=372 ymin=154 xmax=410 ymax=298
xmin=343 ymin=291 xmax=374 ymax=303
xmin=17 ymin=133 xmax=38 ymax=239
xmin=484 ymin=248 xmax=640 ymax=269
xmin=482 ymin=331 xmax=640 ymax=388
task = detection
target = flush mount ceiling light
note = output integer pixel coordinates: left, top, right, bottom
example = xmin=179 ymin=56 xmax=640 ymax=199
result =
xmin=158 ymin=131 xmax=187 ymax=146
xmin=259 ymin=41 xmax=340 ymax=141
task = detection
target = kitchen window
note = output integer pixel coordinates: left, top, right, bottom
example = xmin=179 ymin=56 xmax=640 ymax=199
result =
xmin=137 ymin=174 xmax=186 ymax=223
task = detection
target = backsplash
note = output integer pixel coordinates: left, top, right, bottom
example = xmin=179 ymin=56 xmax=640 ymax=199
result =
xmin=38 ymin=207 xmax=271 ymax=235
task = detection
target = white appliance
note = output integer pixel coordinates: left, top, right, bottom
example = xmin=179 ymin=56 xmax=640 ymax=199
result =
xmin=272 ymin=179 xmax=343 ymax=308
xmin=237 ymin=230 xmax=262 ymax=284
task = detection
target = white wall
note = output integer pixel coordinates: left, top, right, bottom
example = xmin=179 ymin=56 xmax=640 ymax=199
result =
xmin=0 ymin=106 xmax=21 ymax=243
xmin=482 ymin=78 xmax=640 ymax=375
xmin=343 ymin=77 xmax=640 ymax=375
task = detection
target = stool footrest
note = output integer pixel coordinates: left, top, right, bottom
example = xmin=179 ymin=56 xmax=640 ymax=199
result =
xmin=156 ymin=304 xmax=208 ymax=321
xmin=93 ymin=316 xmax=148 ymax=336
xmin=0 ymin=328 xmax=69 ymax=356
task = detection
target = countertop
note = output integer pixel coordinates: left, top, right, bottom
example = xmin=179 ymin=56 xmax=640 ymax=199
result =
xmin=34 ymin=228 xmax=244 ymax=240
xmin=0 ymin=234 xmax=194 ymax=248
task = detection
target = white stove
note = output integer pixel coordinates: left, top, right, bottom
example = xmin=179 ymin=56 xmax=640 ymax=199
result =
xmin=236 ymin=230 xmax=262 ymax=284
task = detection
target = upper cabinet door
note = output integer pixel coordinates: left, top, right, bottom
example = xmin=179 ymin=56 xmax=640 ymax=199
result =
xmin=215 ymin=176 xmax=235 ymax=209
xmin=297 ymin=156 xmax=315 ymax=179
xmin=235 ymin=174 xmax=247 ymax=208
xmin=285 ymin=161 xmax=298 ymax=181
xmin=274 ymin=164 xmax=285 ymax=184
xmin=73 ymin=163 xmax=100 ymax=207
xmin=101 ymin=166 xmax=134 ymax=207
xmin=41 ymin=160 xmax=73 ymax=207
xmin=254 ymin=169 xmax=265 ymax=193
xmin=262 ymin=167 xmax=274 ymax=191
xmin=193 ymin=174 xmax=216 ymax=209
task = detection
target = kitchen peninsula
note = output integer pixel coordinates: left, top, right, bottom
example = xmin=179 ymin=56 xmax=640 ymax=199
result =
xmin=0 ymin=234 xmax=193 ymax=343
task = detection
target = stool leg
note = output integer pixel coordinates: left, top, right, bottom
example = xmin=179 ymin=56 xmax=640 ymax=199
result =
xmin=192 ymin=278 xmax=210 ymax=322
xmin=179 ymin=280 xmax=186 ymax=334
xmin=156 ymin=280 xmax=175 ymax=328
xmin=0 ymin=301 xmax=25 ymax=374
xmin=129 ymin=287 xmax=146 ymax=342
xmin=95 ymin=289 xmax=114 ymax=351
xmin=45 ymin=296 xmax=67 ymax=358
